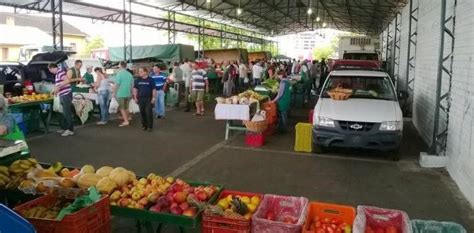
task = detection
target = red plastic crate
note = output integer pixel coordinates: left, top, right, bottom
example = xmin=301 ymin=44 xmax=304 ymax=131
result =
xmin=202 ymin=190 xmax=264 ymax=233
xmin=302 ymin=202 xmax=356 ymax=233
xmin=309 ymin=110 xmax=314 ymax=124
xmin=245 ymin=132 xmax=265 ymax=147
xmin=14 ymin=194 xmax=111 ymax=233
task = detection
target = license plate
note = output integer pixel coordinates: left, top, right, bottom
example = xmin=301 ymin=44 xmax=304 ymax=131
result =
xmin=350 ymin=135 xmax=362 ymax=144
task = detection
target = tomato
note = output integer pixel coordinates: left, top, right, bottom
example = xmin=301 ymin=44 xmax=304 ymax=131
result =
xmin=365 ymin=226 xmax=375 ymax=233
xmin=323 ymin=218 xmax=331 ymax=223
xmin=316 ymin=228 xmax=326 ymax=233
xmin=331 ymin=219 xmax=339 ymax=224
xmin=386 ymin=226 xmax=398 ymax=233
xmin=375 ymin=227 xmax=385 ymax=233
xmin=316 ymin=221 xmax=322 ymax=227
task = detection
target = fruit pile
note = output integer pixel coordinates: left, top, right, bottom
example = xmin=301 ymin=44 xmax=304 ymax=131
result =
xmin=0 ymin=158 xmax=39 ymax=190
xmin=308 ymin=217 xmax=352 ymax=233
xmin=149 ymin=179 xmax=219 ymax=217
xmin=364 ymin=225 xmax=399 ymax=233
xmin=18 ymin=199 xmax=71 ymax=220
xmin=210 ymin=194 xmax=261 ymax=220
xmin=8 ymin=93 xmax=52 ymax=104
xmin=110 ymin=173 xmax=173 ymax=209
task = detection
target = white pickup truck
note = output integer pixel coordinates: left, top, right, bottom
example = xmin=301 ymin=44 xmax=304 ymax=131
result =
xmin=312 ymin=69 xmax=408 ymax=160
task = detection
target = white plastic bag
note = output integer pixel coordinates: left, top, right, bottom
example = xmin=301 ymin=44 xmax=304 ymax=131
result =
xmin=53 ymin=96 xmax=63 ymax=113
xmin=109 ymin=98 xmax=119 ymax=113
xmin=129 ymin=99 xmax=140 ymax=113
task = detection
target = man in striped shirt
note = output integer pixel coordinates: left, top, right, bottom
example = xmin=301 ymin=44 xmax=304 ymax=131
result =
xmin=48 ymin=63 xmax=84 ymax=137
xmin=190 ymin=63 xmax=208 ymax=116
xmin=151 ymin=64 xmax=168 ymax=119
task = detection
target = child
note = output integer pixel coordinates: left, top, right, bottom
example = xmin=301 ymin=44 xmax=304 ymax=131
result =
xmin=133 ymin=67 xmax=156 ymax=131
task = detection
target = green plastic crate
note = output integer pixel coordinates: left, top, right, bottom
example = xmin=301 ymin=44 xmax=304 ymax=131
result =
xmin=110 ymin=181 xmax=223 ymax=229
xmin=412 ymin=220 xmax=467 ymax=233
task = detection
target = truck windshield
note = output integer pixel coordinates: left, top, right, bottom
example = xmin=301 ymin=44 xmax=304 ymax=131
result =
xmin=321 ymin=75 xmax=396 ymax=101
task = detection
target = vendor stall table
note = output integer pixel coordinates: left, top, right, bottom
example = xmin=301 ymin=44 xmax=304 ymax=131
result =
xmin=215 ymin=104 xmax=252 ymax=140
xmin=9 ymin=99 xmax=53 ymax=134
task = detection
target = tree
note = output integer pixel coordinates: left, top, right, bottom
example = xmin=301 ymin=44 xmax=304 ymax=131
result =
xmin=80 ymin=36 xmax=105 ymax=58
xmin=312 ymin=37 xmax=338 ymax=61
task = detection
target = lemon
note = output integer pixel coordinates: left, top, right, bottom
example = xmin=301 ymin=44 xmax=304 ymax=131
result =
xmin=250 ymin=196 xmax=261 ymax=205
xmin=247 ymin=203 xmax=257 ymax=213
xmin=241 ymin=196 xmax=251 ymax=204
xmin=217 ymin=199 xmax=229 ymax=210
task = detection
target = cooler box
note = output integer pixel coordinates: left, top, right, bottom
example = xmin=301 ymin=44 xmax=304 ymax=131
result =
xmin=411 ymin=220 xmax=467 ymax=233
xmin=245 ymin=132 xmax=265 ymax=147
xmin=0 ymin=204 xmax=35 ymax=233
xmin=294 ymin=123 xmax=313 ymax=153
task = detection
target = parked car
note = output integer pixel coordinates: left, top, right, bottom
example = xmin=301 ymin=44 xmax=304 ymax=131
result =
xmin=312 ymin=69 xmax=408 ymax=160
xmin=0 ymin=51 xmax=69 ymax=96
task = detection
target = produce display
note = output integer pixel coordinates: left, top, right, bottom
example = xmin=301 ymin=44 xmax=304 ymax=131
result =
xmin=149 ymin=179 xmax=218 ymax=216
xmin=0 ymin=158 xmax=39 ymax=190
xmin=215 ymin=90 xmax=266 ymax=105
xmin=308 ymin=217 xmax=352 ymax=233
xmin=8 ymin=93 xmax=52 ymax=104
xmin=206 ymin=193 xmax=262 ymax=220
xmin=327 ymin=86 xmax=353 ymax=101
xmin=18 ymin=199 xmax=71 ymax=220
xmin=261 ymin=79 xmax=279 ymax=93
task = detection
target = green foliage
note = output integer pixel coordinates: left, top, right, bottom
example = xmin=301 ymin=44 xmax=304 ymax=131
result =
xmin=312 ymin=37 xmax=338 ymax=61
xmin=80 ymin=36 xmax=104 ymax=58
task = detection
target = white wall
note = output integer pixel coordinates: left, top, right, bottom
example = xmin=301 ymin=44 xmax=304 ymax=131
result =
xmin=446 ymin=0 xmax=474 ymax=207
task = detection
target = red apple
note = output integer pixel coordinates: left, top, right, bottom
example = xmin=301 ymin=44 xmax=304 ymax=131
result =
xmin=196 ymin=190 xmax=207 ymax=201
xmin=187 ymin=193 xmax=197 ymax=201
xmin=166 ymin=192 xmax=174 ymax=202
xmin=156 ymin=196 xmax=170 ymax=208
xmin=173 ymin=192 xmax=187 ymax=204
xmin=179 ymin=202 xmax=189 ymax=211
xmin=176 ymin=179 xmax=185 ymax=185
xmin=149 ymin=204 xmax=161 ymax=212
xmin=170 ymin=205 xmax=183 ymax=215
xmin=182 ymin=207 xmax=196 ymax=217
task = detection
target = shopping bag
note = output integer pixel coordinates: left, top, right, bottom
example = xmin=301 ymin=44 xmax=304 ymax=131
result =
xmin=109 ymin=98 xmax=119 ymax=113
xmin=53 ymin=96 xmax=62 ymax=113
xmin=166 ymin=87 xmax=178 ymax=107
xmin=129 ymin=99 xmax=140 ymax=113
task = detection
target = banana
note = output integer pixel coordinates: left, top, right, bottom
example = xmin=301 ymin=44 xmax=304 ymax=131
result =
xmin=0 ymin=173 xmax=11 ymax=183
xmin=0 ymin=179 xmax=6 ymax=187
xmin=20 ymin=159 xmax=33 ymax=166
xmin=19 ymin=164 xmax=32 ymax=170
xmin=0 ymin=166 xmax=8 ymax=176
xmin=27 ymin=158 xmax=38 ymax=165
xmin=10 ymin=167 xmax=25 ymax=174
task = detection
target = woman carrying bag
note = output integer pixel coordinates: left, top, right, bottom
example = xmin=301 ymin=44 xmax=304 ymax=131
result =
xmin=271 ymin=71 xmax=291 ymax=133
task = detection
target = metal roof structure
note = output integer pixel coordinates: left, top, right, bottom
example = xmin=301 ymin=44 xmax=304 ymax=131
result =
xmin=149 ymin=0 xmax=408 ymax=35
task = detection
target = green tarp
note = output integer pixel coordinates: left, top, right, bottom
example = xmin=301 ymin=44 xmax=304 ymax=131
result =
xmin=108 ymin=44 xmax=195 ymax=62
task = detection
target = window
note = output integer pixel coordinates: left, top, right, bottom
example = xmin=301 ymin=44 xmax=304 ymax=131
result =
xmin=350 ymin=38 xmax=371 ymax=45
xmin=70 ymin=43 xmax=77 ymax=52
xmin=322 ymin=76 xmax=396 ymax=101
xmin=6 ymin=16 xmax=14 ymax=25
xmin=2 ymin=48 xmax=8 ymax=61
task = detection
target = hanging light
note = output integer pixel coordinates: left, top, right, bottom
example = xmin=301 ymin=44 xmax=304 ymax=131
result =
xmin=316 ymin=16 xmax=320 ymax=22
xmin=237 ymin=8 xmax=242 ymax=15
xmin=307 ymin=8 xmax=312 ymax=15
xmin=206 ymin=0 xmax=211 ymax=2
xmin=271 ymin=29 xmax=274 ymax=35
xmin=322 ymin=22 xmax=327 ymax=27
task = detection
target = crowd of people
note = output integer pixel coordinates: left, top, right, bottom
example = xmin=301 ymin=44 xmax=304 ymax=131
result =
xmin=39 ymin=56 xmax=329 ymax=137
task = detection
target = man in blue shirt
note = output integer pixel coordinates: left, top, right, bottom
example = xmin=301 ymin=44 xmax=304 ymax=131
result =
xmin=133 ymin=67 xmax=156 ymax=131
xmin=151 ymin=64 xmax=168 ymax=119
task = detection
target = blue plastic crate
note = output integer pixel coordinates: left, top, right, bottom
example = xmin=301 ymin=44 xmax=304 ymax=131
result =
xmin=18 ymin=122 xmax=28 ymax=135
xmin=0 ymin=204 xmax=36 ymax=233
xmin=412 ymin=219 xmax=467 ymax=233
xmin=10 ymin=113 xmax=24 ymax=124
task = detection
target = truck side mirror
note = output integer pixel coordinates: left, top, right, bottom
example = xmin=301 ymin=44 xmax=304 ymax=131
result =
xmin=398 ymin=90 xmax=409 ymax=100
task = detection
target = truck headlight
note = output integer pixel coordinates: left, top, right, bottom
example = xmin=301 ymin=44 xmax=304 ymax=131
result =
xmin=379 ymin=121 xmax=402 ymax=131
xmin=315 ymin=117 xmax=335 ymax=128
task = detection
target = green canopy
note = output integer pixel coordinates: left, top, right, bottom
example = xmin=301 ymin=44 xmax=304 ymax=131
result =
xmin=108 ymin=44 xmax=195 ymax=62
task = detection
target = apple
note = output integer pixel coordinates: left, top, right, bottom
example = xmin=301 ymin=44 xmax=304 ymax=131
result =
xmin=131 ymin=192 xmax=142 ymax=201
xmin=196 ymin=190 xmax=208 ymax=201
xmin=149 ymin=204 xmax=161 ymax=212
xmin=150 ymin=179 xmax=160 ymax=186
xmin=170 ymin=205 xmax=183 ymax=215
xmin=188 ymin=193 xmax=197 ymax=201
xmin=176 ymin=179 xmax=185 ymax=186
xmin=138 ymin=197 xmax=149 ymax=206
xmin=147 ymin=173 xmax=158 ymax=180
xmin=182 ymin=207 xmax=196 ymax=217
xmin=121 ymin=186 xmax=130 ymax=193
xmin=118 ymin=198 xmax=130 ymax=207
xmin=135 ymin=203 xmax=144 ymax=209
xmin=179 ymin=202 xmax=189 ymax=211
xmin=166 ymin=192 xmax=175 ymax=203
xmin=173 ymin=192 xmax=187 ymax=204
xmin=110 ymin=191 xmax=122 ymax=201
xmin=171 ymin=183 xmax=183 ymax=192
xmin=147 ymin=192 xmax=160 ymax=203
xmin=203 ymin=187 xmax=214 ymax=197
xmin=139 ymin=178 xmax=148 ymax=185
xmin=166 ymin=177 xmax=174 ymax=184
xmin=156 ymin=196 xmax=170 ymax=208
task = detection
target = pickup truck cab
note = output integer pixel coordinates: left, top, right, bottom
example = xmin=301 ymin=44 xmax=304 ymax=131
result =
xmin=312 ymin=70 xmax=407 ymax=159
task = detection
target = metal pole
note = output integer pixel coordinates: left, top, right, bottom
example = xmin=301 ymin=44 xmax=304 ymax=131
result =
xmin=52 ymin=0 xmax=56 ymax=50
xmin=390 ymin=15 xmax=398 ymax=80
xmin=58 ymin=0 xmax=63 ymax=50
xmin=122 ymin=0 xmax=127 ymax=62
xmin=128 ymin=0 xmax=132 ymax=63
xmin=430 ymin=0 xmax=447 ymax=154
xmin=405 ymin=0 xmax=414 ymax=92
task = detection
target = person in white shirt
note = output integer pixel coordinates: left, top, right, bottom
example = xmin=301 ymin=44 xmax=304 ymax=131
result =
xmin=252 ymin=61 xmax=264 ymax=86
xmin=291 ymin=59 xmax=297 ymax=74
xmin=238 ymin=61 xmax=248 ymax=91
xmin=180 ymin=59 xmax=193 ymax=112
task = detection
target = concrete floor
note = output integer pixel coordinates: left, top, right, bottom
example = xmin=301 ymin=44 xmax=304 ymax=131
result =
xmin=26 ymin=107 xmax=474 ymax=232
